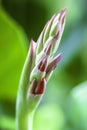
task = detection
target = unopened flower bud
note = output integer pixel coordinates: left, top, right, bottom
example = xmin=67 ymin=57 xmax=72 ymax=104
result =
xmin=17 ymin=9 xmax=66 ymax=120
xmin=34 ymin=78 xmax=46 ymax=94
xmin=38 ymin=56 xmax=48 ymax=72
xmin=46 ymin=53 xmax=62 ymax=75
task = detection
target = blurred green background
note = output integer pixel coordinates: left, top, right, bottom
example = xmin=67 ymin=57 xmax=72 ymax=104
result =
xmin=0 ymin=0 xmax=87 ymax=130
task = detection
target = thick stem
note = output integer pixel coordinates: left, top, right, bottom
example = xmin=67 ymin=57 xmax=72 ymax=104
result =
xmin=16 ymin=86 xmax=35 ymax=130
xmin=28 ymin=113 xmax=34 ymax=130
xmin=16 ymin=46 xmax=35 ymax=130
xmin=16 ymin=97 xmax=34 ymax=130
xmin=16 ymin=113 xmax=34 ymax=130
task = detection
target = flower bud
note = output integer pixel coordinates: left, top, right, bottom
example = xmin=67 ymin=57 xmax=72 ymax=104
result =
xmin=34 ymin=78 xmax=46 ymax=94
xmin=46 ymin=53 xmax=62 ymax=75
xmin=17 ymin=9 xmax=66 ymax=118
xmin=38 ymin=56 xmax=48 ymax=72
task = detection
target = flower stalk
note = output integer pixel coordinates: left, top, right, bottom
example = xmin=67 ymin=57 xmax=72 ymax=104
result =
xmin=16 ymin=8 xmax=66 ymax=130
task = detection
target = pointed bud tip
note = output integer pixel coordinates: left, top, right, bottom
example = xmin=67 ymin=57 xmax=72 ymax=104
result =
xmin=57 ymin=52 xmax=63 ymax=60
xmin=30 ymin=39 xmax=36 ymax=52
xmin=28 ymin=39 xmax=36 ymax=69
xmin=59 ymin=8 xmax=66 ymax=22
xmin=46 ymin=52 xmax=62 ymax=74
xmin=62 ymin=8 xmax=67 ymax=13
xmin=53 ymin=53 xmax=62 ymax=66
xmin=60 ymin=8 xmax=67 ymax=16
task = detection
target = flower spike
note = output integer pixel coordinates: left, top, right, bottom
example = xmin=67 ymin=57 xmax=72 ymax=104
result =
xmin=16 ymin=9 xmax=66 ymax=130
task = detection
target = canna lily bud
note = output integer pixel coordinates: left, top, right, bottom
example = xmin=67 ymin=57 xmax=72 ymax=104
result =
xmin=34 ymin=78 xmax=46 ymax=94
xmin=38 ymin=56 xmax=48 ymax=72
xmin=17 ymin=9 xmax=66 ymax=121
xmin=45 ymin=53 xmax=62 ymax=79
xmin=29 ymin=9 xmax=66 ymax=95
xmin=29 ymin=78 xmax=46 ymax=95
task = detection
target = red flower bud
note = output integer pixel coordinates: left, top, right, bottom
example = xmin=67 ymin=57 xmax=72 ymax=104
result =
xmin=38 ymin=56 xmax=48 ymax=72
xmin=34 ymin=78 xmax=46 ymax=94
xmin=46 ymin=53 xmax=62 ymax=74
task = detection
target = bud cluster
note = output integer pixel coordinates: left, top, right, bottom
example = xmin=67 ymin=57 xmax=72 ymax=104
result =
xmin=28 ymin=9 xmax=66 ymax=95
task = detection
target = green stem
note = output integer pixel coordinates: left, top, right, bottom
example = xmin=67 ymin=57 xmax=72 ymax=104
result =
xmin=28 ymin=113 xmax=34 ymax=130
xmin=16 ymin=97 xmax=34 ymax=130
xmin=16 ymin=83 xmax=35 ymax=130
xmin=16 ymin=48 xmax=35 ymax=130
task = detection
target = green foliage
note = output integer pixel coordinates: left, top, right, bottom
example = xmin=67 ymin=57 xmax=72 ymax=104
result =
xmin=0 ymin=7 xmax=28 ymax=101
xmin=66 ymin=81 xmax=87 ymax=130
xmin=0 ymin=116 xmax=15 ymax=130
xmin=34 ymin=103 xmax=65 ymax=130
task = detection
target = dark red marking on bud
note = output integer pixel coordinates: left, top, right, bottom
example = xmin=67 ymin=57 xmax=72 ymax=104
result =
xmin=38 ymin=57 xmax=48 ymax=72
xmin=46 ymin=53 xmax=62 ymax=74
xmin=34 ymin=78 xmax=46 ymax=94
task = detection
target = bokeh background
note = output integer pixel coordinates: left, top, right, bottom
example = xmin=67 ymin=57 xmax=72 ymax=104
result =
xmin=0 ymin=0 xmax=87 ymax=130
